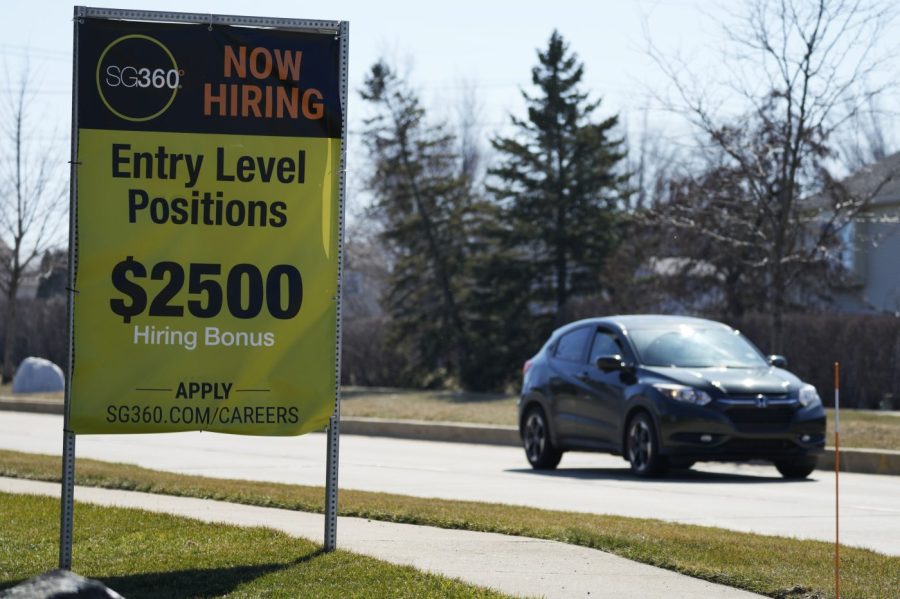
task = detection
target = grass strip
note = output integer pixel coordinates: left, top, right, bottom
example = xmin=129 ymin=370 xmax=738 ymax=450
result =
xmin=0 ymin=492 xmax=507 ymax=598
xmin=824 ymin=408 xmax=900 ymax=451
xmin=341 ymin=387 xmax=518 ymax=426
xmin=343 ymin=389 xmax=900 ymax=451
xmin=4 ymin=385 xmax=898 ymax=450
xmin=1 ymin=449 xmax=897 ymax=598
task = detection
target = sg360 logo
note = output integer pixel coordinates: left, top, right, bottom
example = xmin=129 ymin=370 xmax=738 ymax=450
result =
xmin=104 ymin=65 xmax=181 ymax=90
xmin=95 ymin=34 xmax=181 ymax=122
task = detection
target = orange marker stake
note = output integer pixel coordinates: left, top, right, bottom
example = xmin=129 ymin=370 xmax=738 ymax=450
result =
xmin=834 ymin=362 xmax=840 ymax=599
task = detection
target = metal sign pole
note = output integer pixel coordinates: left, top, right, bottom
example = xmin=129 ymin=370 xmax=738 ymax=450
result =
xmin=324 ymin=19 xmax=349 ymax=553
xmin=324 ymin=408 xmax=340 ymax=551
xmin=834 ymin=362 xmax=841 ymax=598
xmin=59 ymin=6 xmax=85 ymax=571
xmin=59 ymin=431 xmax=76 ymax=569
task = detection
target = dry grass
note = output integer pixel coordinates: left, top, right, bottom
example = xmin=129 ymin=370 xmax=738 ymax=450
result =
xmin=3 ymin=385 xmax=898 ymax=450
xmin=0 ymin=382 xmax=63 ymax=401
xmin=342 ymin=387 xmax=900 ymax=451
xmin=341 ymin=387 xmax=518 ymax=425
xmin=826 ymin=409 xmax=900 ymax=451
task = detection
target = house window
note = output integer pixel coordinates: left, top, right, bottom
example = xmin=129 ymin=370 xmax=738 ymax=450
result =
xmin=839 ymin=221 xmax=855 ymax=271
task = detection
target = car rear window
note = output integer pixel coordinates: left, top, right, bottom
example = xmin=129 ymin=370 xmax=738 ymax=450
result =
xmin=554 ymin=327 xmax=591 ymax=362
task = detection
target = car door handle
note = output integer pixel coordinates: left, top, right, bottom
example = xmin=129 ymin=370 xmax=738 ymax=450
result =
xmin=577 ymin=371 xmax=590 ymax=381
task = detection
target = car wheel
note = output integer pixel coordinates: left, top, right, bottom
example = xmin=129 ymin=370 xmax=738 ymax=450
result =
xmin=522 ymin=406 xmax=562 ymax=469
xmin=626 ymin=412 xmax=668 ymax=477
xmin=775 ymin=458 xmax=817 ymax=479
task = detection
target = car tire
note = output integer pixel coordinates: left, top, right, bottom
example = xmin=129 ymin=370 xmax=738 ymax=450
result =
xmin=626 ymin=412 xmax=668 ymax=477
xmin=775 ymin=458 xmax=817 ymax=479
xmin=522 ymin=406 xmax=562 ymax=469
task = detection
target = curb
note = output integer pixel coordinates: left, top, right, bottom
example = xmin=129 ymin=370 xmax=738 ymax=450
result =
xmin=815 ymin=447 xmax=900 ymax=476
xmin=3 ymin=397 xmax=898 ymax=476
xmin=0 ymin=397 xmax=63 ymax=415
xmin=342 ymin=417 xmax=900 ymax=476
xmin=341 ymin=417 xmax=520 ymax=446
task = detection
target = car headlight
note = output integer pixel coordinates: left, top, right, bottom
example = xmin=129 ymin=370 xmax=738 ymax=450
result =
xmin=799 ymin=384 xmax=821 ymax=408
xmin=653 ymin=384 xmax=712 ymax=406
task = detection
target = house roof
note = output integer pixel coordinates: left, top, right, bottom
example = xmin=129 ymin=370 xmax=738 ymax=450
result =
xmin=841 ymin=151 xmax=900 ymax=205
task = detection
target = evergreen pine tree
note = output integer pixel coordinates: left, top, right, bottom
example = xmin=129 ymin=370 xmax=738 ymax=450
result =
xmin=360 ymin=61 xmax=476 ymax=387
xmin=489 ymin=31 xmax=627 ymax=321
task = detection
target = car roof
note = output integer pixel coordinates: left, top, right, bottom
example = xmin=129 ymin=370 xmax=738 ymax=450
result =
xmin=555 ymin=314 xmax=734 ymax=337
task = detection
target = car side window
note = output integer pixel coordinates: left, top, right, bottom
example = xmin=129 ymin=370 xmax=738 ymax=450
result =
xmin=554 ymin=327 xmax=591 ymax=362
xmin=589 ymin=330 xmax=621 ymax=364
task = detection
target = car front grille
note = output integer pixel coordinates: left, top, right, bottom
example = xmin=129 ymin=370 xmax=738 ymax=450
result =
xmin=725 ymin=406 xmax=795 ymax=432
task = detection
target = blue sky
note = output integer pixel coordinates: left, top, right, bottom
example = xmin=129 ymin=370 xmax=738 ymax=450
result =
xmin=0 ymin=1 xmax=719 ymax=141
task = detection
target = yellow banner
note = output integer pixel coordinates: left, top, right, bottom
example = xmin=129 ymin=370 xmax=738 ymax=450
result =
xmin=69 ymin=129 xmax=340 ymax=435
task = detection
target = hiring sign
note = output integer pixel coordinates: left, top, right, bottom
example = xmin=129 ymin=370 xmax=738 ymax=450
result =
xmin=68 ymin=12 xmax=346 ymax=436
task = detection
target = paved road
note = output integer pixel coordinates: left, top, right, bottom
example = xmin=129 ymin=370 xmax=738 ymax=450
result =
xmin=2 ymin=412 xmax=897 ymax=555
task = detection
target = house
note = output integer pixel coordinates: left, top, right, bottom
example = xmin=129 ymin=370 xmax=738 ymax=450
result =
xmin=0 ymin=242 xmax=66 ymax=300
xmin=832 ymin=151 xmax=900 ymax=313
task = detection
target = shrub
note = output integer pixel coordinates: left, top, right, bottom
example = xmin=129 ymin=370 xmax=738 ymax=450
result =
xmin=730 ymin=313 xmax=900 ymax=409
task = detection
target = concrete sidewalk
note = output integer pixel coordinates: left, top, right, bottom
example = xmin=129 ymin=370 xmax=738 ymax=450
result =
xmin=1 ymin=477 xmax=762 ymax=599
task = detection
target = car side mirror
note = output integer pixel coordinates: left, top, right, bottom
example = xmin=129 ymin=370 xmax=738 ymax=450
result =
xmin=595 ymin=354 xmax=624 ymax=373
xmin=768 ymin=355 xmax=788 ymax=368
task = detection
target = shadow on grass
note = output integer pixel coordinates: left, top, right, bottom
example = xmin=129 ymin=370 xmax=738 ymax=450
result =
xmin=505 ymin=466 xmax=814 ymax=484
xmin=98 ymin=549 xmax=327 ymax=598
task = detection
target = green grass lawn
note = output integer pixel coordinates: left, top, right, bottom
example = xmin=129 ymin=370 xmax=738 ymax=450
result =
xmin=0 ymin=492 xmax=508 ymax=598
xmin=1 ymin=450 xmax=896 ymax=599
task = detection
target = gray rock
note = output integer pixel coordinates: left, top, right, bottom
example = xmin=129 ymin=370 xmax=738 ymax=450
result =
xmin=0 ymin=570 xmax=123 ymax=598
xmin=11 ymin=357 xmax=64 ymax=394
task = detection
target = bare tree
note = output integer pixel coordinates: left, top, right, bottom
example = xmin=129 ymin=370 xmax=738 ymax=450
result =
xmin=836 ymin=93 xmax=894 ymax=172
xmin=649 ymin=0 xmax=898 ymax=351
xmin=454 ymin=78 xmax=486 ymax=186
xmin=624 ymin=108 xmax=685 ymax=212
xmin=0 ymin=69 xmax=65 ymax=381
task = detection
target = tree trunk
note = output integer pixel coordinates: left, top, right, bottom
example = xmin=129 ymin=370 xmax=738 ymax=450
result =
xmin=394 ymin=132 xmax=471 ymax=375
xmin=1 ymin=286 xmax=17 ymax=383
xmin=770 ymin=266 xmax=785 ymax=355
xmin=555 ymin=206 xmax=567 ymax=311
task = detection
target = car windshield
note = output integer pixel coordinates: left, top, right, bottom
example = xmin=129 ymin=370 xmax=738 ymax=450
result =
xmin=628 ymin=325 xmax=767 ymax=368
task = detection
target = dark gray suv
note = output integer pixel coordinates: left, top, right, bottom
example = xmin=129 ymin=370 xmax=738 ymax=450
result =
xmin=518 ymin=315 xmax=826 ymax=478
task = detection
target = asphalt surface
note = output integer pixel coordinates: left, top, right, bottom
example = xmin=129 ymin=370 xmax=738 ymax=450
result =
xmin=1 ymin=477 xmax=763 ymax=599
xmin=1 ymin=412 xmax=898 ymax=556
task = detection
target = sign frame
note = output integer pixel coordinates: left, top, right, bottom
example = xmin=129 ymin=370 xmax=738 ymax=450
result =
xmin=61 ymin=6 xmax=348 ymax=567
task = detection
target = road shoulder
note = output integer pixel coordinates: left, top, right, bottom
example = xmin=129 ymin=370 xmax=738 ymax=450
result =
xmin=3 ymin=397 xmax=898 ymax=475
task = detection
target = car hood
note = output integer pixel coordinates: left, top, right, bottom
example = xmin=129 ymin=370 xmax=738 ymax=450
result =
xmin=641 ymin=366 xmax=802 ymax=395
